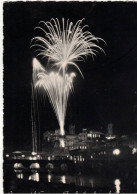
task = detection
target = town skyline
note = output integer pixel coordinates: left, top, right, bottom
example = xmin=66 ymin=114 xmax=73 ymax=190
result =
xmin=4 ymin=2 xmax=137 ymax=148
xmin=3 ymin=2 xmax=137 ymax=193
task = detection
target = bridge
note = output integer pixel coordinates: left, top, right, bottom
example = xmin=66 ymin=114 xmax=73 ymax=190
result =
xmin=5 ymin=159 xmax=75 ymax=173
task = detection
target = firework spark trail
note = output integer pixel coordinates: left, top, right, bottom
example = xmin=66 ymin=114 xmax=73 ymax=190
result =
xmin=34 ymin=62 xmax=75 ymax=137
xmin=32 ymin=58 xmax=49 ymax=152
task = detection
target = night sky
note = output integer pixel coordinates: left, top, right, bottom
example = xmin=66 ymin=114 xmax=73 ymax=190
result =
xmin=3 ymin=2 xmax=137 ymax=149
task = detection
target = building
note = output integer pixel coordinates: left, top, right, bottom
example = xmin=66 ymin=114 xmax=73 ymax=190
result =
xmin=69 ymin=124 xmax=75 ymax=135
xmin=65 ymin=134 xmax=78 ymax=150
xmin=105 ymin=123 xmax=117 ymax=140
xmin=87 ymin=130 xmax=105 ymax=140
xmin=78 ymin=129 xmax=88 ymax=141
xmin=43 ymin=131 xmax=51 ymax=141
xmin=55 ymin=129 xmax=60 ymax=136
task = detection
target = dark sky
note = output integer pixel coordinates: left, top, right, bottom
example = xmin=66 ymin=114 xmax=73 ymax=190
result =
xmin=3 ymin=2 xmax=137 ymax=148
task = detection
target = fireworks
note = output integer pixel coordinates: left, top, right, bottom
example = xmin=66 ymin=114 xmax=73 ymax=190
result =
xmin=31 ymin=18 xmax=104 ymax=77
xmin=31 ymin=18 xmax=104 ymax=147
xmin=33 ymin=58 xmax=75 ymax=136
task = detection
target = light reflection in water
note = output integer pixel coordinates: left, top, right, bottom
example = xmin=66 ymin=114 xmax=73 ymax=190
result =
xmin=14 ymin=170 xmax=122 ymax=192
xmin=16 ymin=173 xmax=23 ymax=179
xmin=114 ymin=179 xmax=121 ymax=193
xmin=75 ymin=175 xmax=85 ymax=187
xmin=80 ymin=177 xmax=84 ymax=186
xmin=61 ymin=175 xmax=66 ymax=184
xmin=48 ymin=174 xmax=52 ymax=182
xmin=29 ymin=172 xmax=39 ymax=182
xmin=89 ymin=179 xmax=94 ymax=188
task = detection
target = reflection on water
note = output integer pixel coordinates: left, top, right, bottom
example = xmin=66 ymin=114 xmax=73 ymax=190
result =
xmin=15 ymin=171 xmax=121 ymax=193
xmin=79 ymin=176 xmax=85 ymax=186
xmin=61 ymin=175 xmax=66 ymax=184
xmin=89 ymin=179 xmax=94 ymax=188
xmin=16 ymin=173 xmax=23 ymax=179
xmin=28 ymin=172 xmax=39 ymax=182
xmin=114 ymin=179 xmax=121 ymax=193
xmin=48 ymin=174 xmax=51 ymax=182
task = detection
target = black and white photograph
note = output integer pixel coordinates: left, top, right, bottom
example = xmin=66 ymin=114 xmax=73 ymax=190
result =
xmin=3 ymin=1 xmax=137 ymax=193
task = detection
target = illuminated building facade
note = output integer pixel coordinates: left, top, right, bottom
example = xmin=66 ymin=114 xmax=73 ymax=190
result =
xmin=87 ymin=131 xmax=105 ymax=139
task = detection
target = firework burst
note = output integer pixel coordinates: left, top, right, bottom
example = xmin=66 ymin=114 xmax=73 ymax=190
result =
xmin=31 ymin=18 xmax=105 ymax=77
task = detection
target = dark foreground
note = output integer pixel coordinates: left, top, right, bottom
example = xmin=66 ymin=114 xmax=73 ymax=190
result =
xmin=4 ymin=156 xmax=137 ymax=193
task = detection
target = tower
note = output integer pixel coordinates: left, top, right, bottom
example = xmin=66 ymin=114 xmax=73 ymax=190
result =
xmin=69 ymin=124 xmax=75 ymax=135
xmin=108 ymin=123 xmax=113 ymax=136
